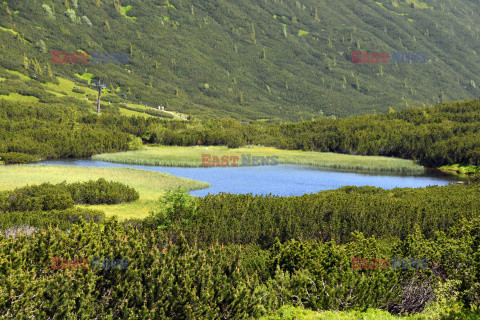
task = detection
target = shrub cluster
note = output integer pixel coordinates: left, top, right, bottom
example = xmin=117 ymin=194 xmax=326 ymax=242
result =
xmin=0 ymin=100 xmax=133 ymax=159
xmin=1 ymin=184 xmax=479 ymax=317
xmin=0 ymin=179 xmax=139 ymax=213
xmin=0 ymin=208 xmax=105 ymax=235
xmin=0 ymin=183 xmax=74 ymax=212
xmin=141 ymin=184 xmax=480 ymax=248
xmin=66 ymin=178 xmax=139 ymax=205
xmin=1 ymin=217 xmax=478 ymax=319
xmin=0 ymin=152 xmax=40 ymax=164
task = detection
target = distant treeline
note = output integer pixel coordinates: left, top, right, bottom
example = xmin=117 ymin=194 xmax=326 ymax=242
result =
xmin=0 ymin=100 xmax=132 ymax=160
xmin=269 ymin=100 xmax=480 ymax=167
xmin=143 ymin=99 xmax=480 ymax=167
xmin=2 ymin=99 xmax=480 ymax=167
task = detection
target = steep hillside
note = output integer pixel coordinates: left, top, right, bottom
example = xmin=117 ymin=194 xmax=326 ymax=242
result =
xmin=1 ymin=0 xmax=480 ymax=120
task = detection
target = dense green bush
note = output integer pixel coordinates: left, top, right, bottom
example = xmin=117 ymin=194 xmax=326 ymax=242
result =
xmin=148 ymin=184 xmax=480 ymax=248
xmin=265 ymin=236 xmax=402 ymax=312
xmin=0 ymin=152 xmax=40 ymax=164
xmin=0 ymin=221 xmax=265 ymax=319
xmin=0 ymin=179 xmax=139 ymax=213
xmin=0 ymin=100 xmax=133 ymax=159
xmin=0 ymin=183 xmax=74 ymax=212
xmin=148 ymin=187 xmax=198 ymax=230
xmin=71 ymin=86 xmax=86 ymax=94
xmin=1 ymin=218 xmax=478 ymax=318
xmin=66 ymin=178 xmax=139 ymax=205
xmin=0 ymin=207 xmax=105 ymax=233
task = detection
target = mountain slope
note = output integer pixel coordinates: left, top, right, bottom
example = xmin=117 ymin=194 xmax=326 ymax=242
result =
xmin=1 ymin=0 xmax=480 ymax=120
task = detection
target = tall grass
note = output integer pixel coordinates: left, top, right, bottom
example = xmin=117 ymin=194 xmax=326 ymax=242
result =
xmin=93 ymin=146 xmax=425 ymax=175
xmin=260 ymin=305 xmax=480 ymax=320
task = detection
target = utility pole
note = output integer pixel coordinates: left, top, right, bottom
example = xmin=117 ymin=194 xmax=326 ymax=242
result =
xmin=92 ymin=78 xmax=107 ymax=115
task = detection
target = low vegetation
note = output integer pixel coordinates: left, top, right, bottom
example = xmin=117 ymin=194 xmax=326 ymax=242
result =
xmin=136 ymin=184 xmax=480 ymax=246
xmin=440 ymin=164 xmax=480 ymax=175
xmin=1 ymin=186 xmax=479 ymax=318
xmin=0 ymin=152 xmax=40 ymax=164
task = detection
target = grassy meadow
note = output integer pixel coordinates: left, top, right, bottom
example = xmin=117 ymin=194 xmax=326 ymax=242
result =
xmin=261 ymin=305 xmax=479 ymax=320
xmin=440 ymin=164 xmax=480 ymax=176
xmin=93 ymin=146 xmax=425 ymax=174
xmin=0 ymin=165 xmax=209 ymax=220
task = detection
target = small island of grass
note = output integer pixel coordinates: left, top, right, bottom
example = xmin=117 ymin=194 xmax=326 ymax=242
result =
xmin=92 ymin=146 xmax=425 ymax=175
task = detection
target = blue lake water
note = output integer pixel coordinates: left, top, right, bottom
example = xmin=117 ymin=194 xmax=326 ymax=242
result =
xmin=36 ymin=160 xmax=458 ymax=197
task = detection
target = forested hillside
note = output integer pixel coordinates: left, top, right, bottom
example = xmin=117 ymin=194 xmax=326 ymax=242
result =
xmin=1 ymin=0 xmax=480 ymax=120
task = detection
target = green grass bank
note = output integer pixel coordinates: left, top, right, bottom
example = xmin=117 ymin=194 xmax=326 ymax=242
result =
xmin=92 ymin=146 xmax=425 ymax=175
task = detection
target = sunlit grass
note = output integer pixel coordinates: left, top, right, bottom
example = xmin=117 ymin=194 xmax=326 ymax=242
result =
xmin=405 ymin=0 xmax=432 ymax=9
xmin=118 ymin=106 xmax=157 ymax=118
xmin=260 ymin=304 xmax=479 ymax=320
xmin=93 ymin=146 xmax=425 ymax=174
xmin=0 ymin=25 xmax=18 ymax=35
xmin=45 ymin=77 xmax=96 ymax=97
xmin=4 ymin=69 xmax=30 ymax=80
xmin=0 ymin=165 xmax=209 ymax=220
xmin=440 ymin=164 xmax=479 ymax=176
xmin=0 ymin=92 xmax=39 ymax=102
xmin=298 ymin=29 xmax=310 ymax=36
xmin=43 ymin=75 xmax=119 ymax=106
xmin=120 ymin=5 xmax=137 ymax=21
xmin=74 ymin=72 xmax=94 ymax=85
xmin=122 ymin=103 xmax=179 ymax=119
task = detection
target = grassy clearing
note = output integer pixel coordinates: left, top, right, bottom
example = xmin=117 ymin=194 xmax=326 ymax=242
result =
xmin=44 ymin=77 xmax=97 ymax=98
xmin=93 ymin=146 xmax=425 ymax=175
xmin=0 ymin=25 xmax=18 ymax=36
xmin=74 ymin=72 xmax=94 ymax=85
xmin=2 ymin=67 xmax=169 ymax=115
xmin=118 ymin=106 xmax=157 ymax=118
xmin=0 ymin=93 xmax=40 ymax=102
xmin=45 ymin=90 xmax=66 ymax=97
xmin=122 ymin=103 xmax=179 ymax=119
xmin=0 ymin=165 xmax=209 ymax=220
xmin=261 ymin=305 xmax=479 ymax=320
xmin=120 ymin=5 xmax=137 ymax=21
xmin=43 ymin=75 xmax=119 ymax=108
xmin=4 ymin=69 xmax=30 ymax=80
xmin=298 ymin=29 xmax=310 ymax=36
xmin=440 ymin=164 xmax=479 ymax=176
